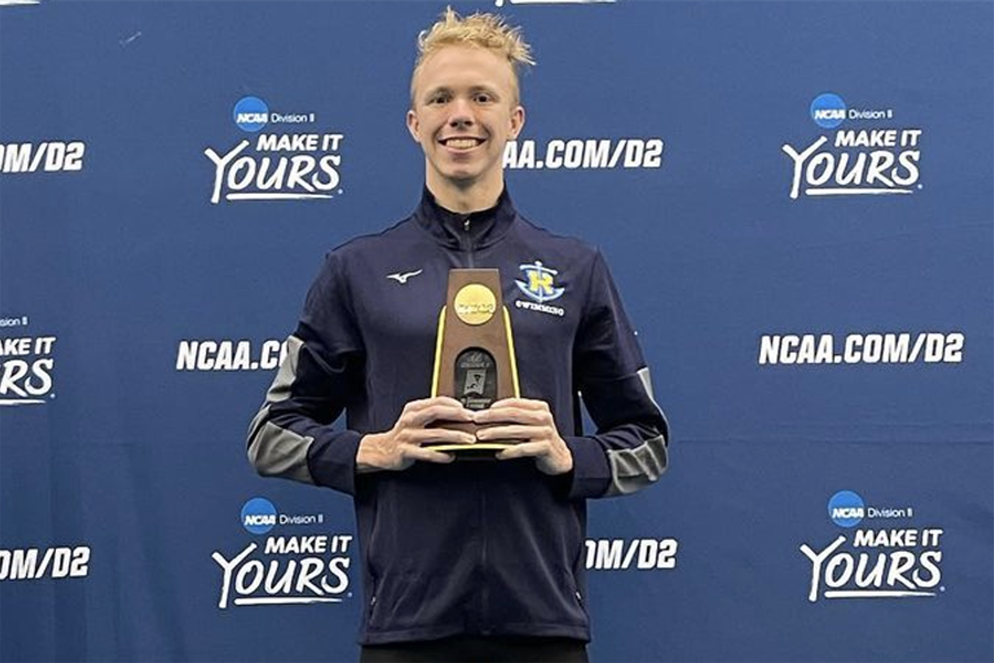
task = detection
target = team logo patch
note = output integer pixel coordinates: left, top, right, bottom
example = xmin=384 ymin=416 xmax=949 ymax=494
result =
xmin=515 ymin=261 xmax=565 ymax=303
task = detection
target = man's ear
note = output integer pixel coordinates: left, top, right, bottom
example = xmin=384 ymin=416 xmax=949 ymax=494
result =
xmin=406 ymin=109 xmax=421 ymax=143
xmin=509 ymin=105 xmax=525 ymax=140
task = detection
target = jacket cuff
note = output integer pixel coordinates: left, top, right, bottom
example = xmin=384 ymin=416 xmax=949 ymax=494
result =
xmin=564 ymin=436 xmax=611 ymax=499
xmin=307 ymin=429 xmax=363 ymax=495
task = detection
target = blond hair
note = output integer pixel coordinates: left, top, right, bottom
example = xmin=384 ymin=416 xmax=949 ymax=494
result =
xmin=411 ymin=7 xmax=535 ymax=103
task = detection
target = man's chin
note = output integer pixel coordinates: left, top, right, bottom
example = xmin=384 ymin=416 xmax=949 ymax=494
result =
xmin=429 ymin=161 xmax=498 ymax=189
xmin=439 ymin=169 xmax=483 ymax=187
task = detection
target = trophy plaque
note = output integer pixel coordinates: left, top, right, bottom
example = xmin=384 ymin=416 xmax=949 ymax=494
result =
xmin=427 ymin=268 xmax=520 ymax=454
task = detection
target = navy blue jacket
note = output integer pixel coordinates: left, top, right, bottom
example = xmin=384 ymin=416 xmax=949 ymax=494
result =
xmin=248 ymin=189 xmax=668 ymax=644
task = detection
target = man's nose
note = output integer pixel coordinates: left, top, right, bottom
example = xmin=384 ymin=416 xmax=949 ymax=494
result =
xmin=447 ymin=98 xmax=475 ymax=126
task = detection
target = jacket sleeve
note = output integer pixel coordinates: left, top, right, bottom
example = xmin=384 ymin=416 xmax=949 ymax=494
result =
xmin=246 ymin=251 xmax=365 ymax=496
xmin=563 ymin=249 xmax=670 ymax=500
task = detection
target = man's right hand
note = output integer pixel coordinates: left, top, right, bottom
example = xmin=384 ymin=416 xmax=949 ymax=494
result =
xmin=356 ymin=397 xmax=475 ymax=473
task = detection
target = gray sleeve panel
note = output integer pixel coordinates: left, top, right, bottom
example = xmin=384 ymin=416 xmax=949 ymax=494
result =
xmin=256 ymin=334 xmax=303 ymax=406
xmin=605 ymin=433 xmax=668 ymax=496
xmin=246 ymin=335 xmax=316 ymax=485
xmin=604 ymin=367 xmax=670 ymax=497
xmin=636 ymin=367 xmax=669 ymax=428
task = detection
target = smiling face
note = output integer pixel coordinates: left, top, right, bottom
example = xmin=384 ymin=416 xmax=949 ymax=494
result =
xmin=407 ymin=45 xmax=525 ymax=207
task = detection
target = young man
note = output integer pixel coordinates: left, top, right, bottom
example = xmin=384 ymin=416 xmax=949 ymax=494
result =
xmin=248 ymin=8 xmax=668 ymax=662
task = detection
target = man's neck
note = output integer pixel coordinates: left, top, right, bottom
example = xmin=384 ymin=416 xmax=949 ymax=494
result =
xmin=426 ymin=174 xmax=503 ymax=214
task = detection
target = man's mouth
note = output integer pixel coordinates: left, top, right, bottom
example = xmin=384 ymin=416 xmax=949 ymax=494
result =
xmin=441 ymin=137 xmax=485 ymax=150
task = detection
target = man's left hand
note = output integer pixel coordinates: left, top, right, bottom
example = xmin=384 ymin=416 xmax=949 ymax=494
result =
xmin=473 ymin=398 xmax=573 ymax=476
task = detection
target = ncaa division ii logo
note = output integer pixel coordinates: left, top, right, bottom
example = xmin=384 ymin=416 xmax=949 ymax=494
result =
xmin=212 ymin=497 xmax=353 ymax=609
xmin=233 ymin=96 xmax=270 ymax=133
xmin=810 ymin=93 xmax=847 ymax=129
xmin=827 ymin=489 xmax=865 ymax=528
xmin=204 ymin=95 xmax=344 ymax=204
xmin=241 ymin=497 xmax=277 ymax=534
xmin=799 ymin=490 xmax=943 ymax=602
xmin=782 ymin=91 xmax=921 ymax=199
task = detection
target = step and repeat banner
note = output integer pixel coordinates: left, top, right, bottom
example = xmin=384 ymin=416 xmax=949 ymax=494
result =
xmin=1 ymin=1 xmax=991 ymax=661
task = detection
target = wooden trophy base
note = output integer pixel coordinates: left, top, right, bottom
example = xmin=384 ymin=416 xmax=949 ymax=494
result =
xmin=429 ymin=269 xmax=519 ymax=458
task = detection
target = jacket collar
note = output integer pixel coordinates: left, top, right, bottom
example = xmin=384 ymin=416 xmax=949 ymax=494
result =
xmin=413 ymin=186 xmax=517 ymax=250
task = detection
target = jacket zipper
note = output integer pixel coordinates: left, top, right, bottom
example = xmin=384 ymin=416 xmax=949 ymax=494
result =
xmin=462 ymin=217 xmax=475 ymax=267
xmin=462 ymin=213 xmax=487 ymax=629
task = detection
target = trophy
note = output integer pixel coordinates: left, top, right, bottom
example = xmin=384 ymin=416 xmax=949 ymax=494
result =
xmin=427 ymin=268 xmax=520 ymax=454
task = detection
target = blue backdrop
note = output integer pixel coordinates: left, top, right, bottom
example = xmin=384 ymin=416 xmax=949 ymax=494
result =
xmin=1 ymin=1 xmax=992 ymax=661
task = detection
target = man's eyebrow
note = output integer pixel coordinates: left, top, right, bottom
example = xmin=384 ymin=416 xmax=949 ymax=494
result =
xmin=469 ymin=85 xmax=500 ymax=96
xmin=420 ymin=84 xmax=500 ymax=100
xmin=422 ymin=86 xmax=452 ymax=99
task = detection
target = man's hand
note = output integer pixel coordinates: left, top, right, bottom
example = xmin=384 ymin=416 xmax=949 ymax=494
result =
xmin=356 ymin=397 xmax=475 ymax=473
xmin=473 ymin=398 xmax=574 ymax=476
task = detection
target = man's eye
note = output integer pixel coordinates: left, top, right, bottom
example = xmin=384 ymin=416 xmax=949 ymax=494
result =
xmin=475 ymin=94 xmax=493 ymax=103
xmin=429 ymin=95 xmax=449 ymax=105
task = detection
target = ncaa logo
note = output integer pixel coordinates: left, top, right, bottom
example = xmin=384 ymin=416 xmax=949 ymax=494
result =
xmin=828 ymin=490 xmax=865 ymax=528
xmin=233 ymin=96 xmax=269 ymax=132
xmin=241 ymin=497 xmax=277 ymax=534
xmin=810 ymin=92 xmax=847 ymax=129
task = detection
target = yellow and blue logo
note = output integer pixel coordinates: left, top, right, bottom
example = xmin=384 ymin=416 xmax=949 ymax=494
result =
xmin=515 ymin=261 xmax=565 ymax=303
